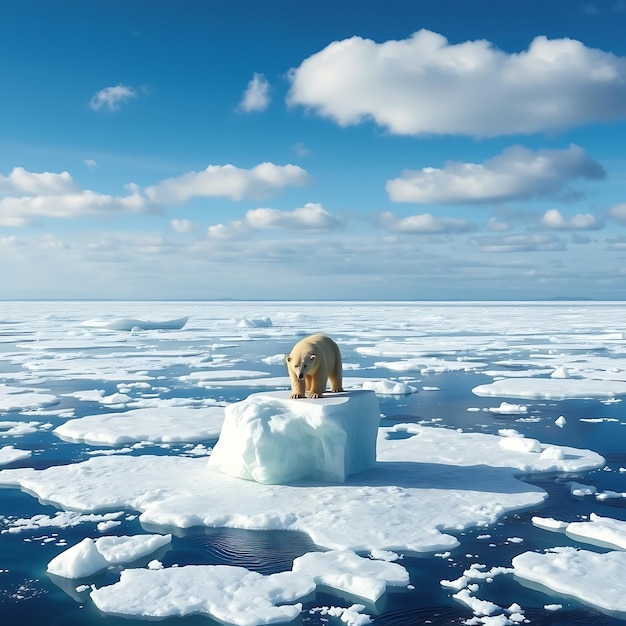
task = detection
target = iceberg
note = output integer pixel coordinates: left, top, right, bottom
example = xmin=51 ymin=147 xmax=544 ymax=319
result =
xmin=207 ymin=390 xmax=380 ymax=484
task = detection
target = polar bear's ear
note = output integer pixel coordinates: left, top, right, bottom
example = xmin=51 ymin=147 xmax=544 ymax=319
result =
xmin=286 ymin=356 xmax=291 ymax=362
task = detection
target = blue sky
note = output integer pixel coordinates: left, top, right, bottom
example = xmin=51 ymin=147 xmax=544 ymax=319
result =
xmin=2 ymin=0 xmax=626 ymax=300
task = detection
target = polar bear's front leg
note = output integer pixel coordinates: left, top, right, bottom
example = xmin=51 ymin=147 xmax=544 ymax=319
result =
xmin=308 ymin=368 xmax=328 ymax=399
xmin=289 ymin=371 xmax=306 ymax=399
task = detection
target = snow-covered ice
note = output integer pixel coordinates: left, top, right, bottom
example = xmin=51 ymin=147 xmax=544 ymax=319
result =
xmin=54 ymin=405 xmax=226 ymax=445
xmin=1 ymin=300 xmax=626 ymax=625
xmin=47 ymin=534 xmax=172 ymax=578
xmin=0 ymin=445 xmax=31 ymax=466
xmin=87 ymin=548 xmax=409 ymax=623
xmin=291 ymin=549 xmax=409 ymax=602
xmin=0 ymin=424 xmax=603 ymax=554
xmin=565 ymin=513 xmax=626 ymax=550
xmin=473 ymin=378 xmax=626 ymax=400
xmin=207 ymin=390 xmax=380 ymax=483
xmin=512 ymin=547 xmax=626 ymax=616
xmin=90 ymin=563 xmax=315 ymax=623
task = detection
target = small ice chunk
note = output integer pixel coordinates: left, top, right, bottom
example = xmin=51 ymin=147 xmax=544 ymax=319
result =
xmin=369 ymin=549 xmax=401 ymax=562
xmin=567 ymin=481 xmax=597 ymax=497
xmin=452 ymin=587 xmax=500 ymax=616
xmin=292 ymin=549 xmax=409 ymax=602
xmin=0 ymin=445 xmax=32 ymax=466
xmin=555 ymin=415 xmax=567 ymax=427
xmin=499 ymin=434 xmax=542 ymax=453
xmin=540 ymin=446 xmax=565 ymax=460
xmin=566 ymin=513 xmax=626 ymax=550
xmin=532 ymin=516 xmax=569 ymax=532
xmin=488 ymin=402 xmax=528 ymax=415
xmin=551 ymin=366 xmax=570 ymax=379
xmin=361 ymin=379 xmax=417 ymax=395
xmin=47 ymin=534 xmax=172 ymax=578
xmin=47 ymin=537 xmax=109 ymax=578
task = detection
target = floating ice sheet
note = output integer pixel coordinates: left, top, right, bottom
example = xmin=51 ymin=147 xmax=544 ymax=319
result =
xmin=512 ymin=547 xmax=626 ymax=616
xmin=0 ymin=425 xmax=604 ymax=554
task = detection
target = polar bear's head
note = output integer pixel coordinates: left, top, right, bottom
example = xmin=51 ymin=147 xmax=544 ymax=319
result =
xmin=286 ymin=353 xmax=316 ymax=379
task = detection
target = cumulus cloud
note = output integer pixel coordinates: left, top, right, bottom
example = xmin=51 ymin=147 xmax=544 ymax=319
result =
xmin=146 ymin=162 xmax=312 ymax=203
xmin=89 ymin=85 xmax=138 ymax=112
xmin=287 ymin=30 xmax=626 ymax=137
xmin=0 ymin=167 xmax=150 ymax=226
xmin=471 ymin=232 xmax=566 ymax=253
xmin=540 ymin=208 xmax=602 ymax=230
xmin=0 ymin=167 xmax=78 ymax=195
xmin=170 ymin=219 xmax=195 ymax=233
xmin=386 ymin=144 xmax=605 ymax=204
xmin=379 ymin=211 xmax=474 ymax=234
xmin=246 ymin=203 xmax=340 ymax=229
xmin=237 ymin=73 xmax=270 ymax=112
xmin=0 ymin=189 xmax=149 ymax=227
xmin=208 ymin=203 xmax=340 ymax=239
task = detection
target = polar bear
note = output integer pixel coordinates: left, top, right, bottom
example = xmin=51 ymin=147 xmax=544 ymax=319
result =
xmin=286 ymin=333 xmax=344 ymax=399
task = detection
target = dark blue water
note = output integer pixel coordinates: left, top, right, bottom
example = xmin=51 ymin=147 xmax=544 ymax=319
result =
xmin=1 ymin=304 xmax=626 ymax=625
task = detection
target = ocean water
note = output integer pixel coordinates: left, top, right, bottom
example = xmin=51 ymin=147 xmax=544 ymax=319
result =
xmin=0 ymin=300 xmax=626 ymax=625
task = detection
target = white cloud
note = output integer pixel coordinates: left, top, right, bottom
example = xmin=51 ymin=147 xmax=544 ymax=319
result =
xmin=89 ymin=85 xmax=138 ymax=112
xmin=0 ymin=167 xmax=78 ymax=195
xmin=540 ymin=208 xmax=602 ymax=230
xmin=237 ymin=73 xmax=270 ymax=112
xmin=170 ymin=219 xmax=195 ymax=233
xmin=486 ymin=217 xmax=511 ymax=232
xmin=608 ymin=202 xmax=626 ymax=223
xmin=246 ymin=203 xmax=340 ymax=230
xmin=208 ymin=203 xmax=340 ymax=239
xmin=146 ymin=163 xmax=312 ymax=203
xmin=207 ymin=221 xmax=247 ymax=240
xmin=293 ymin=142 xmax=311 ymax=157
xmin=85 ymin=159 xmax=98 ymax=169
xmin=471 ymin=232 xmax=566 ymax=253
xmin=0 ymin=190 xmax=149 ymax=227
xmin=287 ymin=30 xmax=626 ymax=137
xmin=379 ymin=211 xmax=473 ymax=234
xmin=0 ymin=235 xmax=18 ymax=247
xmin=386 ymin=144 xmax=605 ymax=204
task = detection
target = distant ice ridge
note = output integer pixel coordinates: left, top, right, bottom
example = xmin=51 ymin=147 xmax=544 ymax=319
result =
xmin=82 ymin=317 xmax=188 ymax=331
xmin=207 ymin=390 xmax=380 ymax=484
